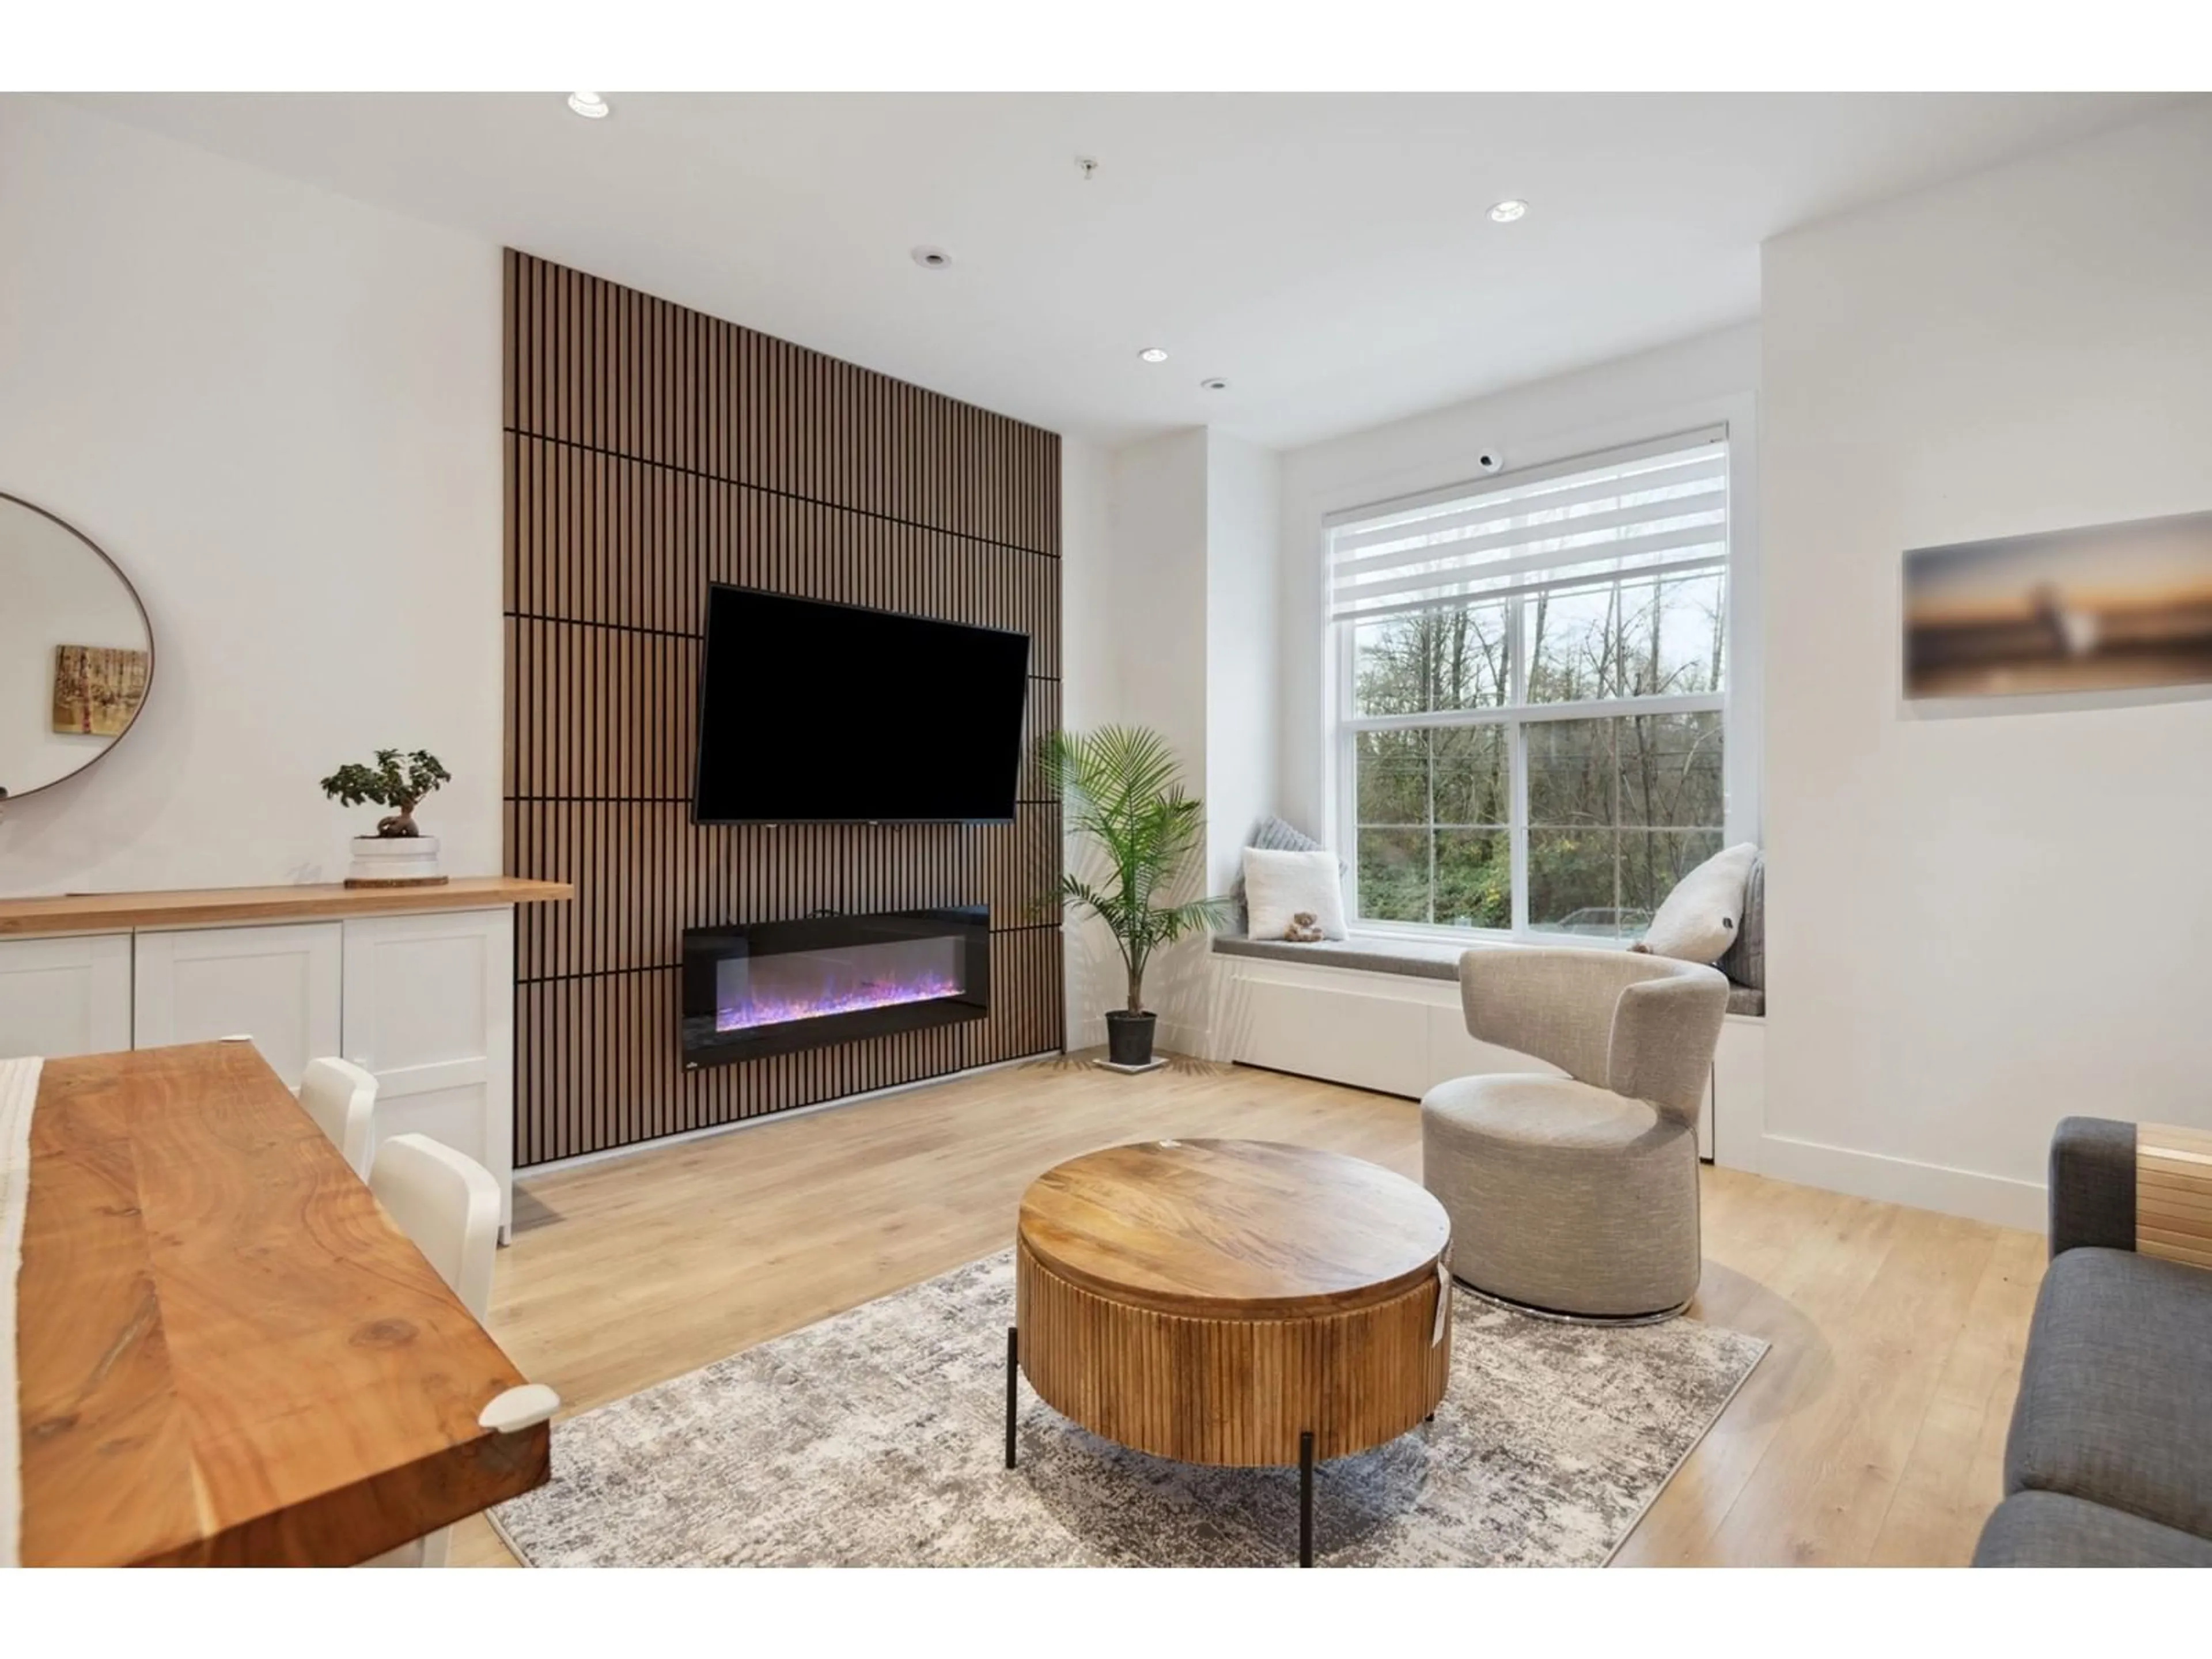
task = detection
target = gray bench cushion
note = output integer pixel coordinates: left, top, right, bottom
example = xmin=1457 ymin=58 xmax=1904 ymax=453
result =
xmin=1975 ymin=1491 xmax=2212 ymax=1567
xmin=2005 ymin=1246 xmax=2212 ymax=1537
xmin=1210 ymin=933 xmax=1463 ymax=980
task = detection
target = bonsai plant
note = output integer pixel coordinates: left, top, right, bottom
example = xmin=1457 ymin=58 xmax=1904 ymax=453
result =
xmin=1040 ymin=725 xmax=1230 ymax=1070
xmin=320 ymin=748 xmax=452 ymax=887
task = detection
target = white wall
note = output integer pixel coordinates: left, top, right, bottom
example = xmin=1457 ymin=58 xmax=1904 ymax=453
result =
xmin=1058 ymin=434 xmax=1119 ymax=1047
xmin=1083 ymin=430 xmax=1213 ymax=1044
xmin=1105 ymin=431 xmax=1212 ymax=775
xmin=1277 ymin=323 xmax=1763 ymax=845
xmin=0 ymin=96 xmax=502 ymax=895
xmin=1203 ymin=433 xmax=1282 ymax=896
xmin=1058 ymin=437 xmax=1119 ymax=736
xmin=1761 ymin=99 xmax=2212 ymax=1227
xmin=1055 ymin=426 xmax=1280 ymax=1053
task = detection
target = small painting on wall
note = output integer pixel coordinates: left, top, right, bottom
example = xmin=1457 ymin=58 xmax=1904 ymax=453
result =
xmin=1904 ymin=509 xmax=2212 ymax=699
xmin=51 ymin=644 xmax=151 ymax=736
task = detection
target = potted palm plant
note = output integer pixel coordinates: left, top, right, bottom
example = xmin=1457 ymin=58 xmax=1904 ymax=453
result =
xmin=1040 ymin=725 xmax=1230 ymax=1071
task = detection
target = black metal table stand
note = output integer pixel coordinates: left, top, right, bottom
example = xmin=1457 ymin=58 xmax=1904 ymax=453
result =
xmin=1298 ymin=1430 xmax=1315 ymax=1567
xmin=1005 ymin=1325 xmax=1019 ymax=1468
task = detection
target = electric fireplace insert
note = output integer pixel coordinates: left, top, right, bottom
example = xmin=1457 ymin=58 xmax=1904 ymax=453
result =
xmin=681 ymin=907 xmax=990 ymax=1066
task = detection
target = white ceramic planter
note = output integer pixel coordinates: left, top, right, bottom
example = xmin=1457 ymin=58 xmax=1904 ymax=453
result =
xmin=344 ymin=834 xmax=446 ymax=888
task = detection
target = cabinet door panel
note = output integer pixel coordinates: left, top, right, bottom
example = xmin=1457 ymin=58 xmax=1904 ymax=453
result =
xmin=342 ymin=910 xmax=513 ymax=1232
xmin=0 ymin=934 xmax=132 ymax=1059
xmin=132 ymin=923 xmax=342 ymax=1086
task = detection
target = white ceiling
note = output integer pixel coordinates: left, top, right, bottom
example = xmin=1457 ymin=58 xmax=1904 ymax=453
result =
xmin=69 ymin=92 xmax=2182 ymax=449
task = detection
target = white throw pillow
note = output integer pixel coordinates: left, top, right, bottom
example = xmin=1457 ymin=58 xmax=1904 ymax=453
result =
xmin=1243 ymin=847 xmax=1350 ymax=943
xmin=1637 ymin=842 xmax=1759 ymax=964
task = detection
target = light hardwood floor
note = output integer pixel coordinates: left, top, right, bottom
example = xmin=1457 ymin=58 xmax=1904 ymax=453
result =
xmin=452 ymin=1053 xmax=2043 ymax=1567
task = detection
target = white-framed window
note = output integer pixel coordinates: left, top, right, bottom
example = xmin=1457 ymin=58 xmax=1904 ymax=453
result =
xmin=1328 ymin=429 xmax=1731 ymax=942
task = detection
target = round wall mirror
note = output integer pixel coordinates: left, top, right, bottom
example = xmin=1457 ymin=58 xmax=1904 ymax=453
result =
xmin=0 ymin=493 xmax=155 ymax=802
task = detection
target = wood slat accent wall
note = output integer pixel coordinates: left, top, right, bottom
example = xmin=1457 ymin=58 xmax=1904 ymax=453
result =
xmin=503 ymin=251 xmax=1064 ymax=1166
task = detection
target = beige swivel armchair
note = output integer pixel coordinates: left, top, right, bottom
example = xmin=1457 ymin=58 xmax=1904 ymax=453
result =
xmin=1421 ymin=947 xmax=1729 ymax=1322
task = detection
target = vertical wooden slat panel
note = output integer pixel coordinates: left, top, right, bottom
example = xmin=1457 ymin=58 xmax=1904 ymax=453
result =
xmin=503 ymin=251 xmax=1062 ymax=1166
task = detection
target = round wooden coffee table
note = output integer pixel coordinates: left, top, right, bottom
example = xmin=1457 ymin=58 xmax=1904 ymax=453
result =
xmin=1006 ymin=1138 xmax=1452 ymax=1566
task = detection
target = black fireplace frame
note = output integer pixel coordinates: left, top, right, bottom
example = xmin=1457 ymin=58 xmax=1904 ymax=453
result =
xmin=680 ymin=906 xmax=990 ymax=1067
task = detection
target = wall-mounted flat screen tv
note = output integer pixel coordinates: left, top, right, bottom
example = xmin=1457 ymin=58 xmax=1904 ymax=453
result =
xmin=692 ymin=585 xmax=1031 ymax=824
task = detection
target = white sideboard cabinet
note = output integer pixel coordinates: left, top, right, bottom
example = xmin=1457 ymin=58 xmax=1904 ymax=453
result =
xmin=0 ymin=878 xmax=570 ymax=1239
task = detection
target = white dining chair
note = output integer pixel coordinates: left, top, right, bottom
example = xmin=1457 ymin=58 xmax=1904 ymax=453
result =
xmin=363 ymin=1133 xmax=554 ymax=1567
xmin=297 ymin=1057 xmax=378 ymax=1178
xmin=370 ymin=1131 xmax=500 ymax=1324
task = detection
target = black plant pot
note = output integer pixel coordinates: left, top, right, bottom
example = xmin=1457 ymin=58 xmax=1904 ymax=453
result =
xmin=1104 ymin=1010 xmax=1157 ymax=1067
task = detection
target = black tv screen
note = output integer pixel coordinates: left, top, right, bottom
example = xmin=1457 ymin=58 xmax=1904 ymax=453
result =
xmin=692 ymin=586 xmax=1031 ymax=824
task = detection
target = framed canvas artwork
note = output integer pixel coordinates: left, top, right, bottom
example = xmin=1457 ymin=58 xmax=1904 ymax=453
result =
xmin=1904 ymin=509 xmax=2212 ymax=699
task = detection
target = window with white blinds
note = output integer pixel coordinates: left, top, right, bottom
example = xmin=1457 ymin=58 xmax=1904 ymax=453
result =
xmin=1327 ymin=431 xmax=1729 ymax=624
xmin=1328 ymin=430 xmax=1730 ymax=940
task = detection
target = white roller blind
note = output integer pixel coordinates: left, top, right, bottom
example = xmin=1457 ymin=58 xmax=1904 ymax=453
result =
xmin=1327 ymin=430 xmax=1729 ymax=624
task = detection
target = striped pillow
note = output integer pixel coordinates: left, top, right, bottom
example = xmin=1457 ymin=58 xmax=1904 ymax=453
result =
xmin=1716 ymin=851 xmax=1764 ymax=992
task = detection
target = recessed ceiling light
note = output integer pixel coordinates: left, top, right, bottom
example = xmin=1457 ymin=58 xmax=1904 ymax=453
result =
xmin=567 ymin=91 xmax=609 ymax=120
xmin=911 ymin=245 xmax=952 ymax=270
xmin=1488 ymin=199 xmax=1528 ymax=224
xmin=1138 ymin=347 xmax=1169 ymax=364
xmin=1200 ymin=377 xmax=1229 ymax=392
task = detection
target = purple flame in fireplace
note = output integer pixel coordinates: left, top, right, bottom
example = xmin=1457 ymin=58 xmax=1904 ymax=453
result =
xmin=715 ymin=968 xmax=964 ymax=1033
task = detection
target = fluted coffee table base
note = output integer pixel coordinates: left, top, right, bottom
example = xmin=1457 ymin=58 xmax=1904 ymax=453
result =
xmin=1004 ymin=1138 xmax=1453 ymax=1566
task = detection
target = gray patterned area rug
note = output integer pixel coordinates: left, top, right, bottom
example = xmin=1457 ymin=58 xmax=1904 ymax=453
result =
xmin=491 ymin=1252 xmax=1765 ymax=1568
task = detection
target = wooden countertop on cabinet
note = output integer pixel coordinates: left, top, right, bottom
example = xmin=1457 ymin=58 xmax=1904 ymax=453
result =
xmin=0 ymin=876 xmax=574 ymax=938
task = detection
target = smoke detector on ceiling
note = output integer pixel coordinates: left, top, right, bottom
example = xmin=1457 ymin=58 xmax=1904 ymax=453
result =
xmin=1200 ymin=377 xmax=1229 ymax=392
xmin=911 ymin=246 xmax=953 ymax=270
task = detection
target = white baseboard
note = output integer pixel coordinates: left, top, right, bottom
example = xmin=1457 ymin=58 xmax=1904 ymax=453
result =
xmin=1757 ymin=1132 xmax=2046 ymax=1232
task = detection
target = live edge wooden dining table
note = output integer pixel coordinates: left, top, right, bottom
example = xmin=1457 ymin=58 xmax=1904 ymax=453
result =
xmin=9 ymin=1041 xmax=550 ymax=1566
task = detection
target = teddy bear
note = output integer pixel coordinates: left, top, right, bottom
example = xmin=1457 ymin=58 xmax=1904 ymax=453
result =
xmin=1283 ymin=911 xmax=1325 ymax=944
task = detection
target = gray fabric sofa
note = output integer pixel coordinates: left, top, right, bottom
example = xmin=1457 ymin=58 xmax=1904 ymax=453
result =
xmin=1972 ymin=1116 xmax=2212 ymax=1567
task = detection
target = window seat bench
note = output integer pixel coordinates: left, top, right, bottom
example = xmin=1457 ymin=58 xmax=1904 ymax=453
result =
xmin=1211 ymin=931 xmax=1764 ymax=1016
